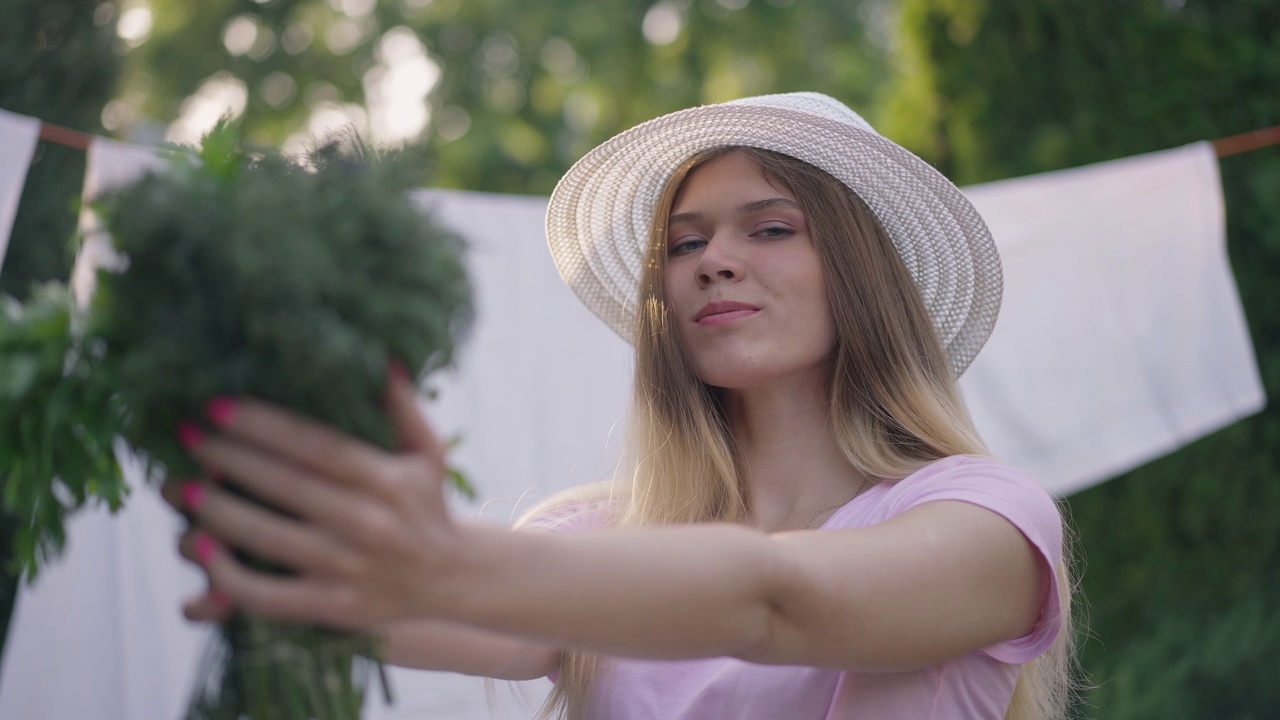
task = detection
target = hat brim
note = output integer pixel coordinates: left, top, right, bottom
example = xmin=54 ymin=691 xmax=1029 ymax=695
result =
xmin=546 ymin=102 xmax=1002 ymax=377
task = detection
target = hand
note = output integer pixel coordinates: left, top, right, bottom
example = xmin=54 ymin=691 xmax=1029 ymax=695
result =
xmin=162 ymin=365 xmax=465 ymax=629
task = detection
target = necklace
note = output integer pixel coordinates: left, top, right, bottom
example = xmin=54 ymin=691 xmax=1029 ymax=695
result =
xmin=803 ymin=478 xmax=871 ymax=529
xmin=803 ymin=500 xmax=850 ymax=529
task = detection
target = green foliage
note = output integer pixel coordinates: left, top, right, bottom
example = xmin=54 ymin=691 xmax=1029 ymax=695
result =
xmin=888 ymin=1 xmax=1280 ymax=717
xmin=115 ymin=0 xmax=888 ymax=195
xmin=90 ymin=123 xmax=472 ymax=483
xmin=0 ymin=283 xmax=127 ymax=581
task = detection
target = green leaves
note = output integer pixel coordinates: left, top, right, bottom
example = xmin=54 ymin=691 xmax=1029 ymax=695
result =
xmin=0 ymin=283 xmax=128 ymax=581
xmin=198 ymin=117 xmax=246 ymax=184
xmin=88 ymin=129 xmax=472 ymax=485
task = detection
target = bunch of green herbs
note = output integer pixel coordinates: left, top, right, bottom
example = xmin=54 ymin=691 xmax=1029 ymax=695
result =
xmin=2 ymin=122 xmax=474 ymax=719
xmin=93 ymin=126 xmax=471 ymax=720
xmin=92 ymin=127 xmax=472 ymax=482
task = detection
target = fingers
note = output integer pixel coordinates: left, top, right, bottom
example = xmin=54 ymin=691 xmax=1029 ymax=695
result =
xmin=194 ymin=541 xmax=360 ymax=628
xmin=185 ymin=386 xmax=448 ymax=506
xmin=190 ymin=396 xmax=392 ymax=496
xmin=167 ymin=436 xmax=378 ymax=542
xmin=176 ymin=484 xmax=362 ymax=577
xmin=176 ymin=521 xmax=357 ymax=627
xmin=158 ymin=364 xmax=456 ymax=630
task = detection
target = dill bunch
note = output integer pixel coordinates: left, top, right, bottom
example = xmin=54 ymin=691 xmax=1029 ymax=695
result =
xmin=80 ymin=124 xmax=474 ymax=720
xmin=90 ymin=126 xmax=472 ymax=481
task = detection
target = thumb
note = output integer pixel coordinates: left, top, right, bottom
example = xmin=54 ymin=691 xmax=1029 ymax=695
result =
xmin=386 ymin=360 xmax=448 ymax=467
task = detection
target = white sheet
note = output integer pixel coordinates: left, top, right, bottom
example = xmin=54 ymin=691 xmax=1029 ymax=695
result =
xmin=960 ymin=142 xmax=1265 ymax=495
xmin=69 ymin=137 xmax=169 ymax=305
xmin=0 ymin=109 xmax=42 ymax=271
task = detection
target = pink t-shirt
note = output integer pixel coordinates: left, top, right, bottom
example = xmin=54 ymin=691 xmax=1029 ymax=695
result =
xmin=528 ymin=455 xmax=1064 ymax=720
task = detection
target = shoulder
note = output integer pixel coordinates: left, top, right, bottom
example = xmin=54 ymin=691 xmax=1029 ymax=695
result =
xmin=514 ymin=482 xmax=615 ymax=533
xmin=883 ymin=456 xmax=1067 ymax=663
xmin=884 ymin=457 xmax=1061 ymax=535
xmin=868 ymin=455 xmax=1065 ymax=578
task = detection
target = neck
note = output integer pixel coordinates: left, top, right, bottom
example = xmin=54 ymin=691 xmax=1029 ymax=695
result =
xmin=721 ymin=372 xmax=871 ymax=532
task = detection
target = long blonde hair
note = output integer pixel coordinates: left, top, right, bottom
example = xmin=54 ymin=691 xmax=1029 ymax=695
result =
xmin=528 ymin=146 xmax=1076 ymax=720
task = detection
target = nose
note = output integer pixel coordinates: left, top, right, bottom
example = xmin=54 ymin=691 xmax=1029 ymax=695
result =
xmin=694 ymin=232 xmax=746 ymax=288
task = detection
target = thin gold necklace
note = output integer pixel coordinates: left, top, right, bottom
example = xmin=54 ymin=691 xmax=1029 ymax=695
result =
xmin=803 ymin=478 xmax=870 ymax=529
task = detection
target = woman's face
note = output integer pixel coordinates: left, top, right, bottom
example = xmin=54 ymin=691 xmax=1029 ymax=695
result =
xmin=663 ymin=151 xmax=836 ymax=390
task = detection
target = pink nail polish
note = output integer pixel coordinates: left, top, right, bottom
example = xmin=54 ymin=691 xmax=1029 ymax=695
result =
xmin=182 ymin=481 xmax=205 ymax=511
xmin=178 ymin=422 xmax=204 ymax=451
xmin=194 ymin=534 xmax=219 ymax=567
xmin=206 ymin=397 xmax=237 ymax=427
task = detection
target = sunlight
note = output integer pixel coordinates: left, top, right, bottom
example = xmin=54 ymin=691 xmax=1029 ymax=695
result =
xmin=165 ymin=73 xmax=247 ymax=145
xmin=364 ymin=27 xmax=440 ymax=142
xmin=116 ymin=3 xmax=152 ymax=48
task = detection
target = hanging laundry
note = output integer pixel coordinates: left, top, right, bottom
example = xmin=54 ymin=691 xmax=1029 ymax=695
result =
xmin=0 ymin=110 xmax=42 ymax=271
xmin=960 ymin=142 xmax=1265 ymax=495
xmin=69 ymin=137 xmax=168 ymax=305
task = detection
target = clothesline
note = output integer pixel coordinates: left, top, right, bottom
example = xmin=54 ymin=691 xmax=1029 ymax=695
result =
xmin=38 ymin=121 xmax=92 ymax=151
xmin=1212 ymin=124 xmax=1280 ymax=157
xmin=34 ymin=117 xmax=1280 ymax=159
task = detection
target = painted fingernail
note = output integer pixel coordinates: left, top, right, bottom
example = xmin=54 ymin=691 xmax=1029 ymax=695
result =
xmin=178 ymin=422 xmax=204 ymax=451
xmin=206 ymin=397 xmax=237 ymax=427
xmin=209 ymin=588 xmax=231 ymax=609
xmin=182 ymin=481 xmax=206 ymax=512
xmin=194 ymin=534 xmax=220 ymax=567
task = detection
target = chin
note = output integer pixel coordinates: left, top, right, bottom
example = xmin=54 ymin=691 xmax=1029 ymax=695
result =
xmin=690 ymin=357 xmax=794 ymax=390
xmin=687 ymin=343 xmax=832 ymax=392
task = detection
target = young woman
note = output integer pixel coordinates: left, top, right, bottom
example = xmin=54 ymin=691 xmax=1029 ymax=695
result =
xmin=167 ymin=93 xmax=1074 ymax=719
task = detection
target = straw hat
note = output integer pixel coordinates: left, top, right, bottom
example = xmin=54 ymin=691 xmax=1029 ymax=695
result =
xmin=545 ymin=92 xmax=1002 ymax=377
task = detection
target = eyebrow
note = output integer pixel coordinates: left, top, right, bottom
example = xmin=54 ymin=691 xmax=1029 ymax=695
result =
xmin=667 ymin=197 xmax=802 ymax=226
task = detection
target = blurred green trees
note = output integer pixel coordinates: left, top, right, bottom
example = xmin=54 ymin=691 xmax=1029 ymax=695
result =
xmin=112 ymin=0 xmax=888 ymax=194
xmin=2 ymin=1 xmax=1277 ymax=715
xmin=883 ymin=1 xmax=1280 ymax=717
xmin=0 ymin=0 xmax=120 ymax=299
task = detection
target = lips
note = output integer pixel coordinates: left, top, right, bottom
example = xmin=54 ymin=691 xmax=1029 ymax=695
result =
xmin=694 ymin=300 xmax=761 ymax=324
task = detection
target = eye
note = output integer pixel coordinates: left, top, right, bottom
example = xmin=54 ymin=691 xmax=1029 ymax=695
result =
xmin=668 ymin=236 xmax=707 ymax=256
xmin=754 ymin=224 xmax=794 ymax=239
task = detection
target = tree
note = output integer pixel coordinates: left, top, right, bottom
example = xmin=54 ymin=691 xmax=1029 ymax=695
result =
xmin=112 ymin=0 xmax=891 ymax=194
xmin=884 ymin=1 xmax=1280 ymax=716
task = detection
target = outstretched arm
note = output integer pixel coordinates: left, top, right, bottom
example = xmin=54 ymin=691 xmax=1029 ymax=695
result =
xmin=378 ymin=617 xmax=559 ymax=680
xmin=436 ymin=501 xmax=1045 ymax=670
xmin=173 ymin=371 xmax=1050 ymax=673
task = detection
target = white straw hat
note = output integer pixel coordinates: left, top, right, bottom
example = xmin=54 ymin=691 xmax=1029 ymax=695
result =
xmin=545 ymin=92 xmax=1002 ymax=377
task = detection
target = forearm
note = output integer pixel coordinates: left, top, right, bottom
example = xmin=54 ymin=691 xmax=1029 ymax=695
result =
xmin=379 ymin=616 xmax=561 ymax=680
xmin=439 ymin=523 xmax=786 ymax=660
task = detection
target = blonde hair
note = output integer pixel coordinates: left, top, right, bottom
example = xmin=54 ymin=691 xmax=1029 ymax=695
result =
xmin=528 ymin=147 xmax=1076 ymax=720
